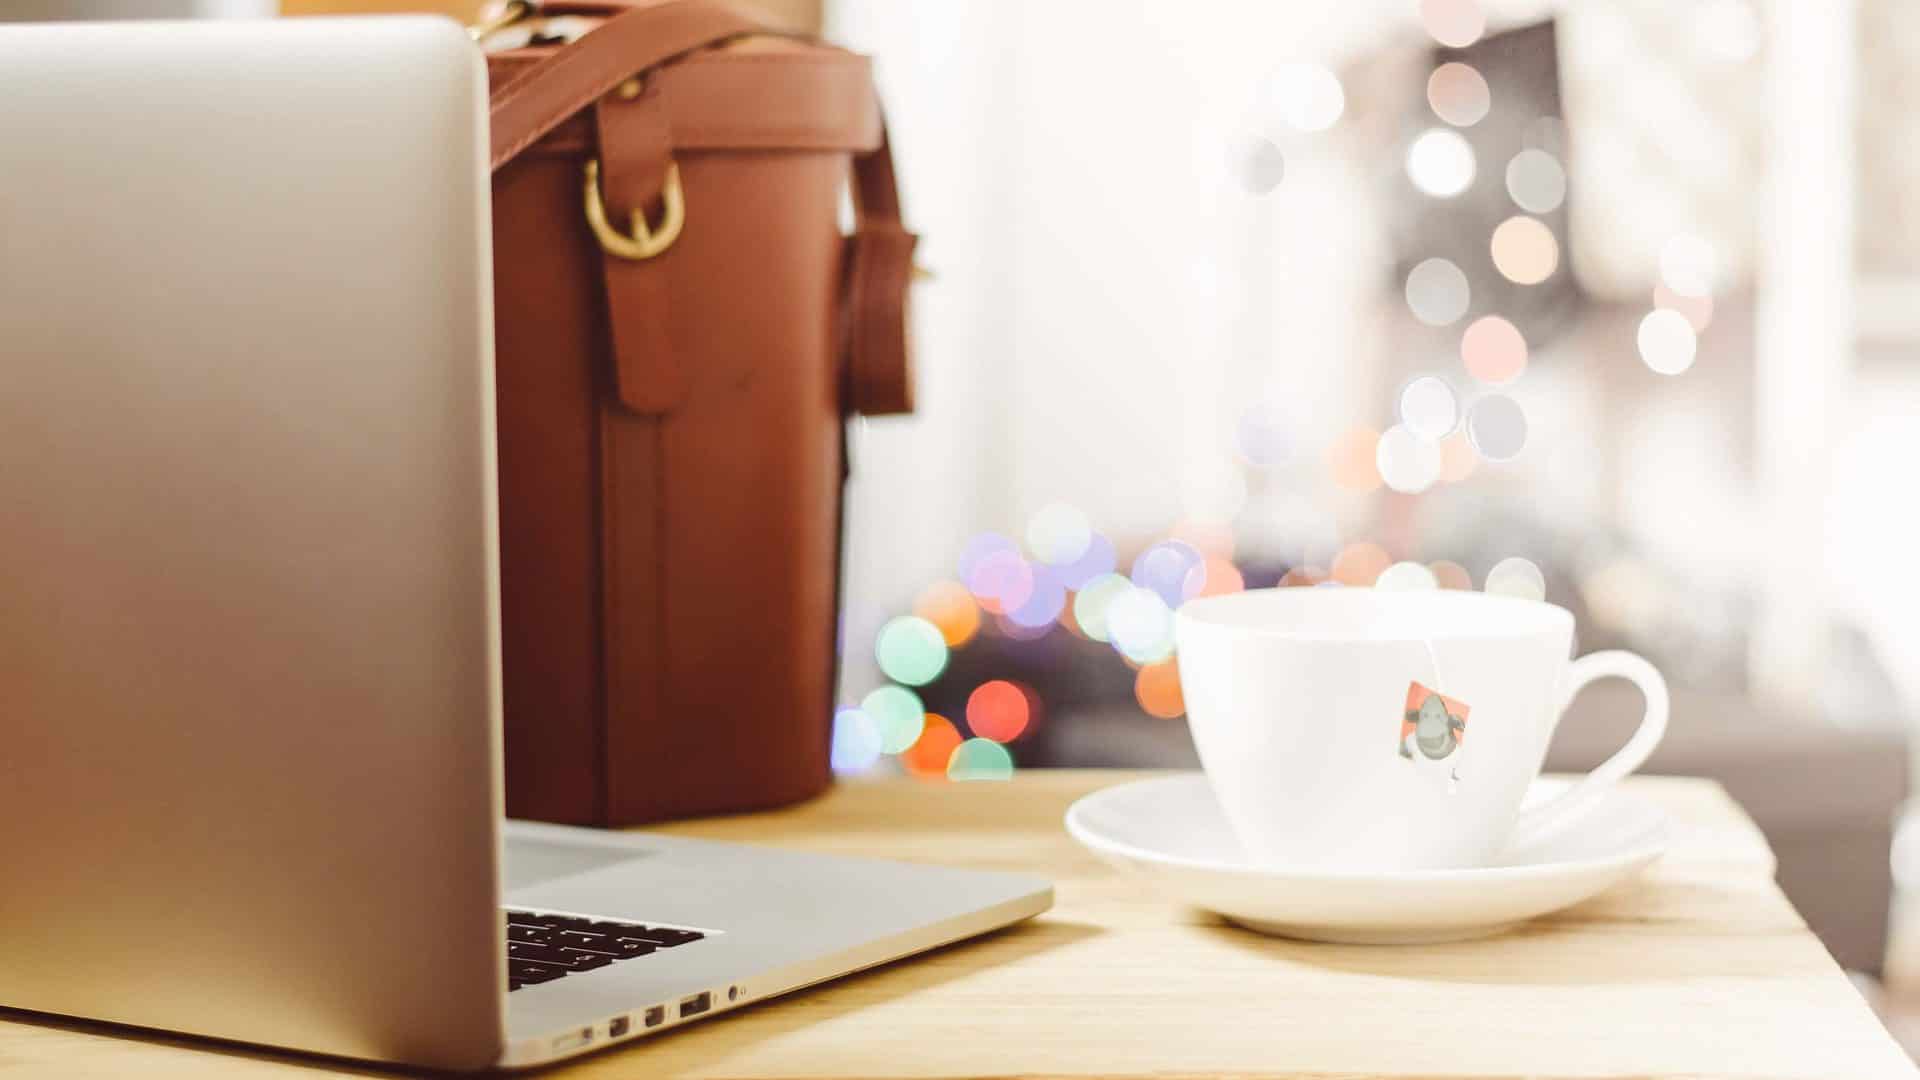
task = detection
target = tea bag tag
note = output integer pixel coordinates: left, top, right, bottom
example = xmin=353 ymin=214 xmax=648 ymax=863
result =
xmin=1398 ymin=638 xmax=1471 ymax=791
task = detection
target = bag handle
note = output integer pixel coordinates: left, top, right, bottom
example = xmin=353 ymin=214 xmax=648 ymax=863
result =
xmin=842 ymin=121 xmax=916 ymax=415
xmin=485 ymin=0 xmax=916 ymax=416
xmin=488 ymin=0 xmax=767 ymax=174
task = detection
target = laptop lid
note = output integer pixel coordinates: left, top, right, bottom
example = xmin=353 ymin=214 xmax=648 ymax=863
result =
xmin=0 ymin=17 xmax=504 ymax=1070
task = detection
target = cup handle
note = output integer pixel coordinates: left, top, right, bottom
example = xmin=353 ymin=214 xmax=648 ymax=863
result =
xmin=1507 ymin=650 xmax=1668 ymax=850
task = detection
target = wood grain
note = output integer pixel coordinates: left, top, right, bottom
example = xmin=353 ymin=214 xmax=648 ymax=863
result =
xmin=0 ymin=771 xmax=1911 ymax=1079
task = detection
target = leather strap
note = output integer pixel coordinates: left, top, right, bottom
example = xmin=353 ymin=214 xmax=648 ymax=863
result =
xmin=485 ymin=49 xmax=882 ymax=154
xmin=843 ymin=122 xmax=915 ymax=416
xmin=593 ymin=88 xmax=683 ymax=413
xmin=487 ymin=0 xmax=916 ymax=418
xmin=489 ymin=0 xmax=768 ymax=174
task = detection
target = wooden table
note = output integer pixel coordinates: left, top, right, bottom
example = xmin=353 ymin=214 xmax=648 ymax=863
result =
xmin=3 ymin=770 xmax=1914 ymax=1078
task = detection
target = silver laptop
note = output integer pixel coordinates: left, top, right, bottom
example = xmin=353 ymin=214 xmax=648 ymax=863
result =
xmin=0 ymin=16 xmax=1049 ymax=1071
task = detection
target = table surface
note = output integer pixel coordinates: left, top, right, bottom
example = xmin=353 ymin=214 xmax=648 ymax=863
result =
xmin=3 ymin=770 xmax=1914 ymax=1079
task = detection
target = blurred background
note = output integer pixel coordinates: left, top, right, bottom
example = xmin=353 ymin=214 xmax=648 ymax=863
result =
xmin=16 ymin=0 xmax=1920 ymax=1051
xmin=826 ymin=3 xmax=1920 ymax=1038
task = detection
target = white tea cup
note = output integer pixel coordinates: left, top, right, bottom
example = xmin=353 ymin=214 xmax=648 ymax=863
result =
xmin=1174 ymin=587 xmax=1667 ymax=870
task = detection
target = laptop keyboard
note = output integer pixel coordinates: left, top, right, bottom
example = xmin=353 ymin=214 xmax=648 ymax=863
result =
xmin=505 ymin=910 xmax=705 ymax=991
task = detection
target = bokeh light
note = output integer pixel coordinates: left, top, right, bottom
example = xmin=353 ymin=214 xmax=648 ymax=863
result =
xmin=862 ymin=685 xmax=925 ymax=754
xmin=1429 ymin=559 xmax=1473 ymax=589
xmin=1026 ymin=502 xmax=1092 ymax=567
xmin=1659 ymin=232 xmax=1717 ymax=297
xmin=913 ymin=580 xmax=981 ymax=648
xmin=1637 ymin=308 xmax=1699 ymax=375
xmin=1484 ymin=556 xmax=1547 ymax=602
xmin=1131 ymin=540 xmax=1204 ymax=608
xmin=1406 ymin=128 xmax=1476 ymax=198
xmin=875 ymin=615 xmax=948 ymax=686
xmin=1581 ymin=555 xmax=1664 ymax=632
xmin=1420 ymin=0 xmax=1486 ymax=47
xmin=902 ymin=714 xmax=962 ymax=779
xmin=1490 ymin=216 xmax=1559 ymax=284
xmin=1262 ymin=61 xmax=1345 ymax=133
xmin=1405 ymin=257 xmax=1470 ymax=326
xmin=1466 ymin=393 xmax=1528 ymax=461
xmin=1006 ymin=574 xmax=1067 ymax=630
xmin=994 ymin=612 xmax=1052 ymax=642
xmin=1460 ymin=314 xmax=1528 ymax=384
xmin=1056 ymin=531 xmax=1117 ymax=590
xmin=1073 ymin=572 xmax=1133 ymax=642
xmin=830 ymin=707 xmax=882 ymax=774
xmin=1235 ymin=402 xmax=1292 ymax=466
xmin=1107 ymin=586 xmax=1175 ymax=664
xmin=1375 ymin=561 xmax=1439 ymax=591
xmin=1398 ymin=375 xmax=1459 ymax=440
xmin=1376 ymin=424 xmax=1443 ymax=494
xmin=1331 ymin=541 xmax=1392 ymax=586
xmin=1329 ymin=425 xmax=1384 ymax=492
xmin=1279 ymin=566 xmax=1327 ymax=587
xmin=1653 ymin=285 xmax=1714 ymax=332
xmin=966 ymin=547 xmax=1034 ymax=615
xmin=966 ymin=679 xmax=1031 ymax=743
xmin=1056 ymin=596 xmax=1087 ymax=637
xmin=1228 ymin=133 xmax=1286 ymax=194
xmin=957 ymin=532 xmax=1016 ymax=583
xmin=947 ymin=737 xmax=1014 ymax=782
xmin=1505 ymin=149 xmax=1566 ymax=214
xmin=1426 ymin=63 xmax=1489 ymax=127
xmin=1134 ymin=659 xmax=1186 ymax=719
xmin=1438 ymin=430 xmax=1479 ymax=483
xmin=1183 ymin=556 xmax=1246 ymax=599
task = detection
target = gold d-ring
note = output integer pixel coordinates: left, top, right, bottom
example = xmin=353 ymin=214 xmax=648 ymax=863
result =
xmin=583 ymin=159 xmax=684 ymax=260
xmin=467 ymin=0 xmax=533 ymax=42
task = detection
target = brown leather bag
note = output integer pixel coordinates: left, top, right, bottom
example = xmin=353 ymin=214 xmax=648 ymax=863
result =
xmin=483 ymin=0 xmax=914 ymax=825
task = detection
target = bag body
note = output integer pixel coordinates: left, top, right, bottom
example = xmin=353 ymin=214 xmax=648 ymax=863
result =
xmin=485 ymin=0 xmax=915 ymax=824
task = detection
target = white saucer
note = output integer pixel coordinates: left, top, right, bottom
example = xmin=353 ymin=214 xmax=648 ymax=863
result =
xmin=1065 ymin=772 xmax=1669 ymax=944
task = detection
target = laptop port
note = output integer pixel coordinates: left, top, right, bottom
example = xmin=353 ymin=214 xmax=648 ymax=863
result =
xmin=644 ymin=1005 xmax=666 ymax=1028
xmin=609 ymin=1016 xmax=630 ymax=1039
xmin=678 ymin=991 xmax=711 ymax=1018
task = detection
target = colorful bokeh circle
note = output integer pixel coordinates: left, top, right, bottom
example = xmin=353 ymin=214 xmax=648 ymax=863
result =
xmin=966 ymin=680 xmax=1031 ymax=743
xmin=875 ymin=615 xmax=949 ymax=686
xmin=861 ymin=685 xmax=926 ymax=755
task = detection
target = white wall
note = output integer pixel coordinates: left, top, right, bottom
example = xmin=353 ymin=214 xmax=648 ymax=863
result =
xmin=828 ymin=0 xmax=1397 ymax=696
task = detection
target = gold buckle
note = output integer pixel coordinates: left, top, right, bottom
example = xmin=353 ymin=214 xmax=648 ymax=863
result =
xmin=467 ymin=0 xmax=534 ymax=42
xmin=583 ymin=159 xmax=684 ymax=261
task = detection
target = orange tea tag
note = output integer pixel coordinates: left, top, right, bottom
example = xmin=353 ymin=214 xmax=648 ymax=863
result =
xmin=1399 ymin=681 xmax=1470 ymax=763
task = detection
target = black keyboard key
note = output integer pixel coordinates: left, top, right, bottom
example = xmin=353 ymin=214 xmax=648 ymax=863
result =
xmin=583 ymin=920 xmax=649 ymax=937
xmin=559 ymin=934 xmax=654 ymax=959
xmin=502 ymin=911 xmax=700 ymax=990
xmin=508 ymin=943 xmax=581 ymax=966
xmin=557 ymin=948 xmax=616 ymax=970
xmin=509 ymin=960 xmax=568 ymax=983
xmin=576 ymin=919 xmax=702 ymax=946
xmin=625 ymin=927 xmax=704 ymax=947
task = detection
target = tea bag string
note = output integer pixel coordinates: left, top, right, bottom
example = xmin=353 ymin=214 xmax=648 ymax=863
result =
xmin=1418 ymin=636 xmax=1462 ymax=792
xmin=1420 ymin=636 xmax=1446 ymax=692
